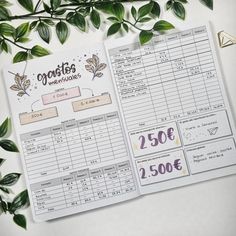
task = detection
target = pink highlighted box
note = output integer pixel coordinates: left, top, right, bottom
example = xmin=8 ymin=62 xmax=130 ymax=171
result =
xmin=42 ymin=87 xmax=81 ymax=105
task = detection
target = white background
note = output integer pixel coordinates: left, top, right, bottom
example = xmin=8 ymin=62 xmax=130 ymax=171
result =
xmin=0 ymin=1 xmax=236 ymax=235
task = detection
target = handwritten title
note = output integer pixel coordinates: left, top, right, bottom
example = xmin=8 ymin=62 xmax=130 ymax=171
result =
xmin=37 ymin=62 xmax=81 ymax=86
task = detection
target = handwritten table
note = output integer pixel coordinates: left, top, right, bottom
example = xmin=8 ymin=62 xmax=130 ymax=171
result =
xmin=109 ymin=26 xmax=224 ymax=131
xmin=21 ymin=112 xmax=128 ymax=180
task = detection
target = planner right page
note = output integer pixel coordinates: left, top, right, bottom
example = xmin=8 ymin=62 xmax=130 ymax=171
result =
xmin=105 ymin=25 xmax=236 ymax=194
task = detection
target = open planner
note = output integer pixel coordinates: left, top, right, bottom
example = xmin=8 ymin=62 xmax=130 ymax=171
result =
xmin=3 ymin=24 xmax=236 ymax=222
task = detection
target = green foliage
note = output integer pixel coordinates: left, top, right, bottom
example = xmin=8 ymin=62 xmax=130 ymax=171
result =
xmin=31 ymin=45 xmax=50 ymax=57
xmin=0 ymin=173 xmax=21 ymax=186
xmin=0 ymin=0 xmax=214 ymax=63
xmin=17 ymin=0 xmax=34 ymax=13
xmin=107 ymin=22 xmax=121 ymax=36
xmin=0 ymin=117 xmax=29 ymax=229
xmin=153 ymin=20 xmax=174 ymax=31
xmin=90 ymin=9 xmax=101 ymax=29
xmin=172 ymin=2 xmax=186 ymax=20
xmin=13 ymin=214 xmax=27 ymax=230
xmin=200 ymin=0 xmax=213 ymax=10
xmin=0 ymin=118 xmax=18 ymax=152
xmin=0 ymin=117 xmax=9 ymax=137
xmin=139 ymin=30 xmax=153 ymax=45
xmin=37 ymin=22 xmax=50 ymax=43
xmin=13 ymin=51 xmax=28 ymax=63
xmin=166 ymin=0 xmax=187 ymax=20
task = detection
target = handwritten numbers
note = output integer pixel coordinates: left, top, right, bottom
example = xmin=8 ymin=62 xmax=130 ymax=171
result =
xmin=139 ymin=159 xmax=182 ymax=179
xmin=138 ymin=128 xmax=175 ymax=150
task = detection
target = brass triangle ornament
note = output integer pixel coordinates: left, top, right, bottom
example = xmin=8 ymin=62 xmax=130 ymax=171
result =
xmin=218 ymin=31 xmax=236 ymax=48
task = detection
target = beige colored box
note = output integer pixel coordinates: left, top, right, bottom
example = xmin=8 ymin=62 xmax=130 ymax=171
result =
xmin=72 ymin=93 xmax=112 ymax=112
xmin=42 ymin=87 xmax=81 ymax=105
xmin=19 ymin=107 xmax=58 ymax=125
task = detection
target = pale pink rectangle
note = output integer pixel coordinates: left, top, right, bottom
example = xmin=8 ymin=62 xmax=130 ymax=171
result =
xmin=42 ymin=87 xmax=81 ymax=105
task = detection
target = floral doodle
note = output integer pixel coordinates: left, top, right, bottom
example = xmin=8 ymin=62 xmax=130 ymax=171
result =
xmin=85 ymin=54 xmax=107 ymax=80
xmin=9 ymin=73 xmax=30 ymax=97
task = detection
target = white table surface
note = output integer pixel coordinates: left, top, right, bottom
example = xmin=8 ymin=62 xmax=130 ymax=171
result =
xmin=0 ymin=1 xmax=236 ymax=235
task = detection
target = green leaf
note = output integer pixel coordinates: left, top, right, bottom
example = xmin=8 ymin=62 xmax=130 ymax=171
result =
xmin=107 ymin=16 xmax=119 ymax=22
xmin=0 ymin=198 xmax=7 ymax=212
xmin=15 ymin=22 xmax=29 ymax=39
xmin=112 ymin=3 xmax=124 ymax=21
xmin=199 ymin=0 xmax=213 ymax=10
xmin=138 ymin=2 xmax=154 ymax=19
xmin=0 ymin=117 xmax=9 ymax=137
xmin=17 ymin=0 xmax=34 ymax=13
xmin=0 ymin=173 xmax=21 ymax=186
xmin=43 ymin=2 xmax=51 ymax=14
xmin=139 ymin=30 xmax=153 ymax=45
xmin=90 ymin=9 xmax=100 ymax=29
xmin=0 ymin=186 xmax=10 ymax=194
xmin=0 ymin=6 xmax=9 ymax=20
xmin=166 ymin=0 xmax=173 ymax=10
xmin=13 ymin=214 xmax=27 ymax=230
xmin=78 ymin=6 xmax=90 ymax=16
xmin=54 ymin=8 xmax=66 ymax=15
xmin=153 ymin=20 xmax=175 ymax=31
xmin=42 ymin=19 xmax=55 ymax=26
xmin=67 ymin=12 xmax=86 ymax=31
xmin=123 ymin=23 xmax=129 ymax=33
xmin=107 ymin=23 xmax=121 ymax=36
xmin=151 ymin=1 xmax=160 ymax=18
xmin=139 ymin=17 xmax=152 ymax=23
xmin=72 ymin=12 xmax=86 ymax=32
xmin=172 ymin=2 xmax=185 ymax=20
xmin=37 ymin=22 xmax=50 ymax=43
xmin=13 ymin=51 xmax=28 ymax=63
xmin=0 ymin=0 xmax=10 ymax=7
xmin=95 ymin=2 xmax=113 ymax=14
xmin=0 ymin=158 xmax=5 ymax=166
xmin=7 ymin=202 xmax=12 ymax=211
xmin=31 ymin=45 xmax=49 ymax=57
xmin=0 ymin=23 xmax=15 ymax=36
xmin=30 ymin=20 xmax=38 ymax=30
xmin=50 ymin=0 xmax=61 ymax=10
xmin=56 ymin=21 xmax=68 ymax=44
xmin=0 ymin=139 xmax=19 ymax=152
xmin=10 ymin=190 xmax=29 ymax=212
xmin=131 ymin=6 xmax=137 ymax=20
xmin=1 ymin=40 xmax=9 ymax=53
xmin=17 ymin=37 xmax=30 ymax=43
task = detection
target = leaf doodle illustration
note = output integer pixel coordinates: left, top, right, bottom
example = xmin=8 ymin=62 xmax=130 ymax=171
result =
xmin=9 ymin=73 xmax=30 ymax=97
xmin=85 ymin=54 xmax=107 ymax=80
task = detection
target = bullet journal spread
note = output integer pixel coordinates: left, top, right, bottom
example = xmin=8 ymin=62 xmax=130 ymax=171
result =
xmin=3 ymin=25 xmax=236 ymax=222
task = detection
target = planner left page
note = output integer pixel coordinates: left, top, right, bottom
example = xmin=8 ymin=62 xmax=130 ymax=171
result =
xmin=3 ymin=44 xmax=139 ymax=222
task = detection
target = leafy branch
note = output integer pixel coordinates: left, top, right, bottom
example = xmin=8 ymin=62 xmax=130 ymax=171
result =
xmin=85 ymin=54 xmax=107 ymax=80
xmin=0 ymin=0 xmax=213 ymax=63
xmin=0 ymin=118 xmax=30 ymax=229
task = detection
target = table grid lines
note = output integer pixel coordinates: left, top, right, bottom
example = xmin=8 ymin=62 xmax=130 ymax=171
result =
xmin=31 ymin=161 xmax=136 ymax=215
xmin=109 ymin=26 xmax=225 ymax=131
xmin=21 ymin=112 xmax=129 ymax=180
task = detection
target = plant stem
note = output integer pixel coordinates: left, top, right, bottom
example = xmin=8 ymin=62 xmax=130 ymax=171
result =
xmin=35 ymin=16 xmax=66 ymax=21
xmin=0 ymin=0 xmax=149 ymax=22
xmin=34 ymin=0 xmax=42 ymax=12
xmin=123 ymin=19 xmax=152 ymax=32
xmin=1 ymin=36 xmax=30 ymax=51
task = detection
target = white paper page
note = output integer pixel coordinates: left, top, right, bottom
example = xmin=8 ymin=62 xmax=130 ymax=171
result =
xmin=105 ymin=25 xmax=236 ymax=194
xmin=3 ymin=44 xmax=139 ymax=222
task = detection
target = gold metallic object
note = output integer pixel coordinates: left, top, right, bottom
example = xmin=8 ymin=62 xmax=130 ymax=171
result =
xmin=218 ymin=31 xmax=236 ymax=48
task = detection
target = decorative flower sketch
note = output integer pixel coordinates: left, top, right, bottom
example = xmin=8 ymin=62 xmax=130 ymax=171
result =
xmin=85 ymin=54 xmax=107 ymax=80
xmin=10 ymin=73 xmax=30 ymax=97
